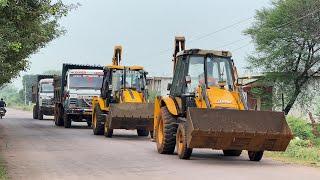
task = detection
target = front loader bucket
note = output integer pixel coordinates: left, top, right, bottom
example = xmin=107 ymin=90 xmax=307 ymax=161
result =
xmin=186 ymin=108 xmax=293 ymax=151
xmin=108 ymin=103 xmax=154 ymax=130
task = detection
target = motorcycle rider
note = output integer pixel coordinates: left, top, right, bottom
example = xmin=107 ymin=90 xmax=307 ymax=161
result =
xmin=0 ymin=98 xmax=7 ymax=113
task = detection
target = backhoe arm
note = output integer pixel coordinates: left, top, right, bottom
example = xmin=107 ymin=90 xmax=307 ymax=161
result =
xmin=112 ymin=45 xmax=122 ymax=66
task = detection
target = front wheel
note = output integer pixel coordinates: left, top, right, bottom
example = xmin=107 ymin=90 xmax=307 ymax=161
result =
xmin=33 ymin=105 xmax=38 ymax=119
xmin=54 ymin=104 xmax=64 ymax=126
xmin=38 ymin=109 xmax=43 ymax=120
xmin=137 ymin=129 xmax=149 ymax=136
xmin=92 ymin=105 xmax=104 ymax=135
xmin=248 ymin=151 xmax=264 ymax=161
xmin=104 ymin=119 xmax=113 ymax=138
xmin=64 ymin=113 xmax=72 ymax=128
xmin=176 ymin=123 xmax=193 ymax=159
xmin=223 ymin=150 xmax=242 ymax=156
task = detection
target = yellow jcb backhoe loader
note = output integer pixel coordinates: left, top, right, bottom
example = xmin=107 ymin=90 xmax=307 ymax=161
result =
xmin=154 ymin=36 xmax=293 ymax=161
xmin=92 ymin=46 xmax=154 ymax=137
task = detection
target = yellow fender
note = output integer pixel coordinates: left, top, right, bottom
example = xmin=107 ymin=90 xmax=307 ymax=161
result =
xmin=92 ymin=96 xmax=109 ymax=119
xmin=153 ymin=96 xmax=178 ymax=130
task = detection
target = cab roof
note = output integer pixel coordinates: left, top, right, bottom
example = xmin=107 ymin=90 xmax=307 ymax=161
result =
xmin=176 ymin=49 xmax=232 ymax=58
xmin=105 ymin=65 xmax=144 ymax=71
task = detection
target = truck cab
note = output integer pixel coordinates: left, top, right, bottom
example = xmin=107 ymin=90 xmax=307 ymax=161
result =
xmin=33 ymin=76 xmax=55 ymax=120
xmin=60 ymin=69 xmax=103 ymax=127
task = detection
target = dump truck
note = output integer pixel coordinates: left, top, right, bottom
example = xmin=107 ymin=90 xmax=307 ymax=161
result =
xmin=53 ymin=64 xmax=104 ymax=128
xmin=154 ymin=36 xmax=293 ymax=161
xmin=32 ymin=75 xmax=55 ymax=120
xmin=92 ymin=46 xmax=154 ymax=137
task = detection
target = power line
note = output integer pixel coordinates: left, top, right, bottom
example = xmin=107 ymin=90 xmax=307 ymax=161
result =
xmin=188 ymin=17 xmax=253 ymax=43
xmin=144 ymin=7 xmax=320 ymax=59
xmin=229 ymin=7 xmax=320 ymax=53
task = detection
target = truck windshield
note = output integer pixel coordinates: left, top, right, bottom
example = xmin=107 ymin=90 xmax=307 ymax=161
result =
xmin=69 ymin=74 xmax=103 ymax=89
xmin=41 ymin=83 xmax=53 ymax=93
xmin=187 ymin=56 xmax=234 ymax=92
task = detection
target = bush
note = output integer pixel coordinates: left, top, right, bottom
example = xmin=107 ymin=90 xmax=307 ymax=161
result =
xmin=287 ymin=116 xmax=315 ymax=140
xmin=283 ymin=139 xmax=320 ymax=163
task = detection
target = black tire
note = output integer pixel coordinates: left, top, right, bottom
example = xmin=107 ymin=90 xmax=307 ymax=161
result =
xmin=38 ymin=109 xmax=43 ymax=120
xmin=104 ymin=118 xmax=113 ymax=138
xmin=92 ymin=105 xmax=105 ymax=135
xmin=155 ymin=106 xmax=178 ymax=154
xmin=54 ymin=104 xmax=64 ymax=126
xmin=64 ymin=113 xmax=72 ymax=128
xmin=223 ymin=150 xmax=242 ymax=156
xmin=248 ymin=151 xmax=264 ymax=161
xmin=150 ymin=130 xmax=154 ymax=139
xmin=33 ymin=105 xmax=38 ymax=119
xmin=176 ymin=123 xmax=193 ymax=159
xmin=137 ymin=129 xmax=149 ymax=136
xmin=87 ymin=121 xmax=92 ymax=127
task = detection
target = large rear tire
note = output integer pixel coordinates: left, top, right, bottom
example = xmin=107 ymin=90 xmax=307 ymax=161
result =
xmin=64 ymin=113 xmax=72 ymax=128
xmin=92 ymin=105 xmax=104 ymax=135
xmin=155 ymin=106 xmax=177 ymax=154
xmin=137 ymin=129 xmax=149 ymax=136
xmin=176 ymin=123 xmax=193 ymax=159
xmin=223 ymin=150 xmax=242 ymax=156
xmin=33 ymin=105 xmax=38 ymax=119
xmin=248 ymin=151 xmax=264 ymax=161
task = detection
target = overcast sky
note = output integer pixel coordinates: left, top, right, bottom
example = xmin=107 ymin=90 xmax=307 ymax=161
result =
xmin=13 ymin=0 xmax=271 ymax=88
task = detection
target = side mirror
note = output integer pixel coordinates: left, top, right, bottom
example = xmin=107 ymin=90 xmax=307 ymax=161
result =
xmin=185 ymin=75 xmax=191 ymax=84
xmin=167 ymin=83 xmax=172 ymax=91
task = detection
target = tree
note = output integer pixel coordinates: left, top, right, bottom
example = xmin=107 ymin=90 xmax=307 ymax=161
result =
xmin=0 ymin=0 xmax=75 ymax=86
xmin=43 ymin=70 xmax=61 ymax=75
xmin=245 ymin=0 xmax=320 ymax=115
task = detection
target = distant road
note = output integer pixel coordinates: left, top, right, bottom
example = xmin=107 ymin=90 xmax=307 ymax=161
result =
xmin=0 ymin=109 xmax=319 ymax=180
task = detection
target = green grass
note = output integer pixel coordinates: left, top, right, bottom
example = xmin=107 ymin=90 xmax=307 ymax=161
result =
xmin=0 ymin=157 xmax=8 ymax=180
xmin=266 ymin=116 xmax=320 ymax=167
xmin=10 ymin=104 xmax=33 ymax=112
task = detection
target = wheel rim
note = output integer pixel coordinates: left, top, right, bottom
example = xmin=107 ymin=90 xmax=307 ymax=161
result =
xmin=177 ymin=129 xmax=184 ymax=155
xmin=157 ymin=118 xmax=164 ymax=145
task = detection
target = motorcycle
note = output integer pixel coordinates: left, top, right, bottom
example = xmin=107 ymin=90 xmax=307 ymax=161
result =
xmin=0 ymin=108 xmax=5 ymax=119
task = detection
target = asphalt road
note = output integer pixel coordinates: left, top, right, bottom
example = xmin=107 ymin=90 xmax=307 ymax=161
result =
xmin=0 ymin=109 xmax=319 ymax=180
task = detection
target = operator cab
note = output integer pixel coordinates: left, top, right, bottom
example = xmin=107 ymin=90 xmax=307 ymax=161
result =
xmin=170 ymin=49 xmax=235 ymax=96
xmin=102 ymin=65 xmax=147 ymax=103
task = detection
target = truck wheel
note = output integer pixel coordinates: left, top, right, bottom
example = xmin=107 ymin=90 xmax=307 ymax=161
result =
xmin=248 ymin=151 xmax=264 ymax=161
xmin=54 ymin=104 xmax=64 ymax=126
xmin=223 ymin=150 xmax=242 ymax=156
xmin=92 ymin=105 xmax=104 ymax=135
xmin=33 ymin=105 xmax=38 ymax=119
xmin=176 ymin=123 xmax=193 ymax=159
xmin=155 ymin=106 xmax=178 ymax=154
xmin=64 ymin=113 xmax=72 ymax=128
xmin=137 ymin=129 xmax=149 ymax=136
xmin=38 ymin=109 xmax=43 ymax=120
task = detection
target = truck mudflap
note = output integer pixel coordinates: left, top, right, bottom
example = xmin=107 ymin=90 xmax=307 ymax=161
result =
xmin=108 ymin=103 xmax=154 ymax=130
xmin=186 ymin=108 xmax=293 ymax=151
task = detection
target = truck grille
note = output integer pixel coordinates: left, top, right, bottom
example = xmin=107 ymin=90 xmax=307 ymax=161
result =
xmin=42 ymin=99 xmax=53 ymax=106
xmin=69 ymin=98 xmax=92 ymax=108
